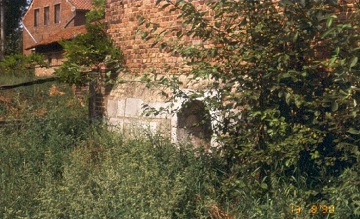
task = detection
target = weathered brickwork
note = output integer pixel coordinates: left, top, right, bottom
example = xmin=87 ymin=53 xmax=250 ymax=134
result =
xmin=104 ymin=0 xmax=356 ymax=145
xmin=106 ymin=0 xmax=210 ymax=74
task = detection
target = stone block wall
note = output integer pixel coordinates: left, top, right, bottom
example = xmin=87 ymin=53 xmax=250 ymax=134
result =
xmin=105 ymin=74 xmax=175 ymax=140
xmin=105 ymin=74 xmax=214 ymax=146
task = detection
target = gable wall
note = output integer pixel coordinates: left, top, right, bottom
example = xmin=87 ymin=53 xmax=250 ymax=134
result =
xmin=22 ymin=0 xmax=82 ymax=55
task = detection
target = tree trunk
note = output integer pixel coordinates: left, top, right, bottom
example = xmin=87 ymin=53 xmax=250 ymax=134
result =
xmin=0 ymin=0 xmax=4 ymax=60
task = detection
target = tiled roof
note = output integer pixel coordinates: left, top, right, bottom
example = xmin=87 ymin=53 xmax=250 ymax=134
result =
xmin=26 ymin=25 xmax=87 ymax=50
xmin=68 ymin=0 xmax=93 ymax=10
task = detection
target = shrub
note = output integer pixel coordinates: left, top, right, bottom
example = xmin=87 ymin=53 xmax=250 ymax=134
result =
xmin=0 ymin=53 xmax=46 ymax=77
xmin=138 ymin=0 xmax=360 ymax=217
xmin=56 ymin=0 xmax=124 ymax=85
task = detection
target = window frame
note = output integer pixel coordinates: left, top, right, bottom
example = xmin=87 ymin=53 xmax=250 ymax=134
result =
xmin=54 ymin=4 xmax=61 ymax=24
xmin=34 ymin=8 xmax=40 ymax=27
xmin=44 ymin=6 xmax=49 ymax=25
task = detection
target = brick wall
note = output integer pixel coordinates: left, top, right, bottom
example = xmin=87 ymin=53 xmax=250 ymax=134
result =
xmin=104 ymin=0 xmax=355 ymax=146
xmin=106 ymin=0 xmax=210 ymax=75
xmin=106 ymin=0 xmax=355 ymax=76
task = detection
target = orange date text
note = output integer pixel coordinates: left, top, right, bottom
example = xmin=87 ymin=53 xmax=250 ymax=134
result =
xmin=290 ymin=203 xmax=335 ymax=214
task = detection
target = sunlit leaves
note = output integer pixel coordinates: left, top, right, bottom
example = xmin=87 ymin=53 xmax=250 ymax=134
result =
xmin=139 ymin=1 xmax=360 ymax=216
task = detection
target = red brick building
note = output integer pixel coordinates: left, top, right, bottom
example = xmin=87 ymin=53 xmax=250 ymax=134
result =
xmin=22 ymin=0 xmax=93 ymax=76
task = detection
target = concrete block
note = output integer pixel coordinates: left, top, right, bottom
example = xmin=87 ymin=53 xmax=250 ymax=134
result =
xmin=117 ymin=99 xmax=126 ymax=117
xmin=125 ymin=98 xmax=143 ymax=117
xmin=107 ymin=99 xmax=118 ymax=117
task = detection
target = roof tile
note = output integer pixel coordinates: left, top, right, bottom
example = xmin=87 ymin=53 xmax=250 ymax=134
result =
xmin=26 ymin=25 xmax=87 ymax=49
xmin=68 ymin=0 xmax=93 ymax=10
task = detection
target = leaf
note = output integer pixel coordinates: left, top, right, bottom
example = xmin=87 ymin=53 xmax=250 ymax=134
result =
xmin=326 ymin=17 xmax=333 ymax=28
xmin=331 ymin=100 xmax=338 ymax=112
xmin=161 ymin=3 xmax=170 ymax=9
xmin=295 ymin=96 xmax=302 ymax=108
xmin=321 ymin=28 xmax=334 ymax=38
xmin=349 ymin=56 xmax=358 ymax=68
xmin=347 ymin=128 xmax=360 ymax=135
xmin=260 ymin=183 xmax=268 ymax=190
xmin=293 ymin=32 xmax=299 ymax=42
xmin=285 ymin=93 xmax=291 ymax=105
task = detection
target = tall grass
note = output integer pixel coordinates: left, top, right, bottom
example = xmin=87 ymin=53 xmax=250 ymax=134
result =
xmin=0 ymin=78 xmax=359 ymax=218
xmin=0 ymin=81 xmax=88 ymax=218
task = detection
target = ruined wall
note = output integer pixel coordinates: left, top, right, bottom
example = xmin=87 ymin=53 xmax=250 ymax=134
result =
xmin=105 ymin=73 xmax=214 ymax=145
xmin=104 ymin=0 xmax=215 ymax=144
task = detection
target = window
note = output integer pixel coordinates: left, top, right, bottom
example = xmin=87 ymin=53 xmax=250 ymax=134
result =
xmin=54 ymin=4 xmax=60 ymax=24
xmin=44 ymin=6 xmax=49 ymax=25
xmin=47 ymin=55 xmax=52 ymax=65
xmin=34 ymin=8 xmax=40 ymax=26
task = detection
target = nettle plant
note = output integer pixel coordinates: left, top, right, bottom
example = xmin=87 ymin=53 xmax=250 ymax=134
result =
xmin=140 ymin=0 xmax=360 ymax=214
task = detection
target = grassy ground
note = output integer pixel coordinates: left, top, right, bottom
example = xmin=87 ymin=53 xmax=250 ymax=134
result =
xmin=0 ymin=76 xmax=77 ymax=120
xmin=0 ymin=75 xmax=358 ymax=218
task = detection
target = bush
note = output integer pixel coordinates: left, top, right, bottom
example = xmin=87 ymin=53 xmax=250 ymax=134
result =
xmin=137 ymin=0 xmax=360 ymax=217
xmin=0 ymin=53 xmax=46 ymax=77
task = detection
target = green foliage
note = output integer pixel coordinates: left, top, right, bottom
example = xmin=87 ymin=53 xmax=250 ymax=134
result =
xmin=139 ymin=0 xmax=360 ymax=217
xmin=0 ymin=82 xmax=89 ymax=218
xmin=0 ymin=81 xmax=220 ymax=218
xmin=86 ymin=0 xmax=106 ymax=23
xmin=0 ymin=78 xmax=357 ymax=218
xmin=56 ymin=0 xmax=124 ymax=85
xmin=0 ymin=53 xmax=46 ymax=76
xmin=33 ymin=137 xmax=219 ymax=218
xmin=3 ymin=0 xmax=29 ymax=54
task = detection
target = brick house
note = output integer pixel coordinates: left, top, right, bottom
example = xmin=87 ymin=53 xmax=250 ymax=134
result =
xmin=22 ymin=0 xmax=93 ymax=76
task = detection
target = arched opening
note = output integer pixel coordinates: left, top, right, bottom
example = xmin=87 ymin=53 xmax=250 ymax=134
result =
xmin=176 ymin=100 xmax=212 ymax=147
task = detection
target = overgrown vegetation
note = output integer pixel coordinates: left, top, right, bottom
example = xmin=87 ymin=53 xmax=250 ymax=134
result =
xmin=0 ymin=77 xmax=220 ymax=219
xmin=1 ymin=0 xmax=360 ymax=218
xmin=137 ymin=0 xmax=360 ymax=217
xmin=1 ymin=78 xmax=357 ymax=218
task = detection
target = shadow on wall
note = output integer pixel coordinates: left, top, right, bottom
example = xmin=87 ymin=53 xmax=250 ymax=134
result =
xmin=176 ymin=100 xmax=213 ymax=148
xmin=89 ymin=70 xmax=120 ymax=120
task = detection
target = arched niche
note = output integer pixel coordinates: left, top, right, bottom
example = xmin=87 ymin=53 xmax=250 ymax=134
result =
xmin=176 ymin=100 xmax=212 ymax=147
